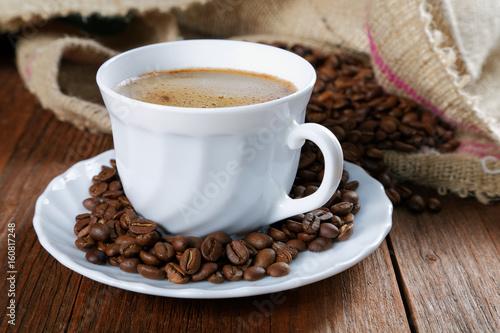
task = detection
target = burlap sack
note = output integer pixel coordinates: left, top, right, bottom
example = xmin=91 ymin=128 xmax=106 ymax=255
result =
xmin=0 ymin=0 xmax=208 ymax=32
xmin=8 ymin=0 xmax=500 ymax=202
xmin=15 ymin=13 xmax=180 ymax=133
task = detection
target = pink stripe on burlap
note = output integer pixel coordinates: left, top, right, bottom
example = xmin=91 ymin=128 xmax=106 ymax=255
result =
xmin=365 ymin=23 xmax=500 ymax=158
xmin=456 ymin=147 xmax=500 ymax=159
xmin=459 ymin=141 xmax=500 ymax=150
xmin=365 ymin=24 xmax=484 ymax=135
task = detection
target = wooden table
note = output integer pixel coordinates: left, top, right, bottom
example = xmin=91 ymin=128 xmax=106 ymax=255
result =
xmin=1 ymin=45 xmax=499 ymax=332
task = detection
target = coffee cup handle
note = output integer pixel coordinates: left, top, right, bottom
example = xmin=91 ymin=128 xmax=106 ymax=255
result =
xmin=268 ymin=122 xmax=343 ymax=223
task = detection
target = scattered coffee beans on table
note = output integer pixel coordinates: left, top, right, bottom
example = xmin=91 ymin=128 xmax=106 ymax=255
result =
xmin=274 ymin=43 xmax=449 ymax=213
xmin=75 ymin=160 xmax=360 ymax=284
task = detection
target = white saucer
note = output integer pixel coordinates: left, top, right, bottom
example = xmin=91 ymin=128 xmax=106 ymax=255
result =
xmin=33 ymin=150 xmax=392 ymax=299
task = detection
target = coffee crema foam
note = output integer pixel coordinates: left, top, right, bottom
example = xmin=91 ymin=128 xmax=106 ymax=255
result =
xmin=114 ymin=68 xmax=297 ymax=108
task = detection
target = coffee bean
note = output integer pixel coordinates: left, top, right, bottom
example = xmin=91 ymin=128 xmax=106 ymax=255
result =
xmin=268 ymin=227 xmax=288 ymax=242
xmin=88 ymin=223 xmax=111 ymax=242
xmin=291 ymin=185 xmax=306 ymax=198
xmin=304 ymin=185 xmax=319 ymax=196
xmin=180 ymin=248 xmax=202 ymax=274
xmin=385 ymin=188 xmax=401 ymax=205
xmin=272 ymin=241 xmax=298 ymax=259
xmin=267 ymin=262 xmax=291 ymax=277
xmin=279 ymin=225 xmax=295 ymax=240
xmin=244 ymin=232 xmax=274 ymax=250
xmin=379 ymin=119 xmax=397 ymax=133
xmin=119 ymin=258 xmax=140 ymax=273
xmin=299 ymin=151 xmax=316 ymax=169
xmin=351 ymin=203 xmax=361 ymax=215
xmin=92 ymin=203 xmax=114 ymax=220
xmin=330 ymin=215 xmax=342 ymax=227
xmin=119 ymin=209 xmax=137 ymax=230
xmin=129 ymin=219 xmax=156 ymax=235
xmin=302 ymin=212 xmax=320 ymax=234
xmin=308 ymin=237 xmax=334 ymax=252
xmin=341 ymin=191 xmax=359 ymax=204
xmin=310 ymin=208 xmax=334 ymax=221
xmin=208 ymin=271 xmax=224 ymax=284
xmin=89 ymin=182 xmax=108 ymax=198
xmin=394 ymin=141 xmax=416 ymax=153
xmin=297 ymin=232 xmax=317 ymax=242
xmin=191 ymin=262 xmax=219 ymax=282
xmin=105 ymin=243 xmax=120 ymax=257
xmin=166 ymin=263 xmax=190 ymax=284
xmin=115 ymin=235 xmax=136 ymax=245
xmin=120 ymin=243 xmax=142 ymax=258
xmin=243 ymin=241 xmax=258 ymax=257
xmin=285 ymin=220 xmax=303 ymax=233
xmin=324 ymin=190 xmax=342 ymax=208
xmin=318 ymin=223 xmax=339 ymax=238
xmin=96 ymin=241 xmax=106 ymax=252
xmin=289 ymin=213 xmax=305 ymax=222
xmin=243 ymin=266 xmax=266 ymax=281
xmin=140 ymin=250 xmax=161 ymax=266
xmin=205 ymin=231 xmax=232 ymax=245
xmin=276 ymin=251 xmax=293 ymax=264
xmin=365 ymin=147 xmax=384 ymax=159
xmin=114 ymin=220 xmax=127 ymax=237
xmin=201 ymin=237 xmax=223 ymax=262
xmin=109 ymin=257 xmax=120 ymax=266
xmin=85 ymin=249 xmax=107 ymax=265
xmin=118 ymin=196 xmax=133 ymax=209
xmin=153 ymin=242 xmax=175 ymax=262
xmin=330 ymin=202 xmax=353 ymax=216
xmin=342 ymin=213 xmax=355 ymax=225
xmin=407 ymin=194 xmax=426 ymax=213
xmin=226 ymin=240 xmax=249 ymax=265
xmin=427 ymin=197 xmax=442 ymax=213
xmin=136 ymin=230 xmax=160 ymax=247
xmin=395 ymin=185 xmax=413 ymax=199
xmin=138 ymin=264 xmax=166 ymax=280
xmin=286 ymin=239 xmax=308 ymax=252
xmin=102 ymin=189 xmax=125 ymax=200
xmin=108 ymin=180 xmax=122 ymax=191
xmin=337 ymin=224 xmax=354 ymax=241
xmin=83 ymin=198 xmax=101 ymax=211
xmin=161 ymin=235 xmax=174 ymax=243
xmin=75 ymin=236 xmax=96 ymax=251
xmin=95 ymin=166 xmax=116 ymax=183
xmin=222 ymin=265 xmax=243 ymax=281
xmin=187 ymin=236 xmax=203 ymax=249
xmin=253 ymin=248 xmax=276 ymax=269
xmin=74 ymin=217 xmax=90 ymax=236
xmin=297 ymin=169 xmax=317 ymax=182
xmin=341 ymin=142 xmax=362 ymax=162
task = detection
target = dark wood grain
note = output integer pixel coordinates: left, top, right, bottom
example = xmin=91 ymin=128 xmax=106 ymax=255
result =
xmin=0 ymin=51 xmax=498 ymax=333
xmin=389 ymin=187 xmax=500 ymax=332
xmin=65 ymin=242 xmax=408 ymax=333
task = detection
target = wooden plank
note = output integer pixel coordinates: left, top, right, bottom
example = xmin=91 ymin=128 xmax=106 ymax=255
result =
xmin=66 ymin=241 xmax=408 ymax=332
xmin=0 ymin=91 xmax=113 ymax=331
xmin=0 ymin=56 xmax=40 ymax=175
xmin=389 ymin=189 xmax=500 ymax=332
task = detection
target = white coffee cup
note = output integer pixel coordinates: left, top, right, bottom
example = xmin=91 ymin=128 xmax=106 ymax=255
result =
xmin=96 ymin=40 xmax=343 ymax=237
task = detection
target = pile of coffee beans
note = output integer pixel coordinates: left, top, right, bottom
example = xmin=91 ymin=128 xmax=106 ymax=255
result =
xmin=75 ymin=161 xmax=360 ymax=283
xmin=270 ymin=43 xmax=453 ymax=213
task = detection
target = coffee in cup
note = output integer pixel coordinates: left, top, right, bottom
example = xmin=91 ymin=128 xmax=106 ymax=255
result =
xmin=114 ymin=68 xmax=297 ymax=108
